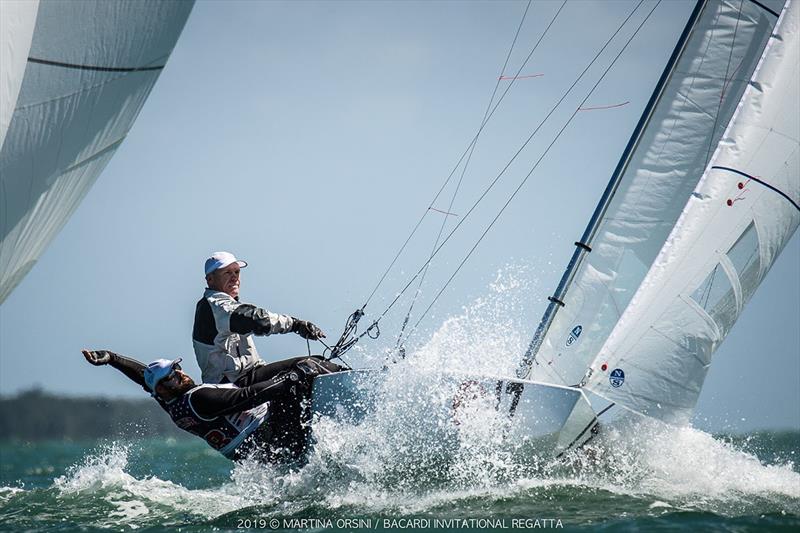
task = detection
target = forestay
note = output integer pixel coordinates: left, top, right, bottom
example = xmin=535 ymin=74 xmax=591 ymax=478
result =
xmin=0 ymin=0 xmax=194 ymax=303
xmin=585 ymin=0 xmax=799 ymax=424
xmin=525 ymin=0 xmax=782 ymax=388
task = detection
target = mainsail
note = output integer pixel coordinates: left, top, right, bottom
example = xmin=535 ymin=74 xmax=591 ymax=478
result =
xmin=0 ymin=0 xmax=194 ymax=303
xmin=585 ymin=0 xmax=799 ymax=424
xmin=520 ymin=0 xmax=788 ymax=396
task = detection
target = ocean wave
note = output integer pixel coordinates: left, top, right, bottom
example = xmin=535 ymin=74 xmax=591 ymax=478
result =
xmin=0 ymin=486 xmax=25 ymax=503
xmin=50 ymin=443 xmax=247 ymax=527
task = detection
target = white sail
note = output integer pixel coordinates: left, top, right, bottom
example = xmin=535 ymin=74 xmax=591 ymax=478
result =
xmin=0 ymin=0 xmax=39 ymax=149
xmin=526 ymin=0 xmax=783 ymax=387
xmin=0 ymin=0 xmax=194 ymax=303
xmin=585 ymin=0 xmax=799 ymax=424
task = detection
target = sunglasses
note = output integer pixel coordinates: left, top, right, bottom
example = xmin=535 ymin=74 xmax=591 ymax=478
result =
xmin=159 ymin=363 xmax=183 ymax=387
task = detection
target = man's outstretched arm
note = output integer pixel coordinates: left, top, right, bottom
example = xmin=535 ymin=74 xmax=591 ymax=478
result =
xmin=81 ymin=349 xmax=150 ymax=392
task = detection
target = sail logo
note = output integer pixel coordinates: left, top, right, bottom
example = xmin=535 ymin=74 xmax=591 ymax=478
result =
xmin=609 ymin=368 xmax=625 ymax=388
xmin=566 ymin=325 xmax=582 ymax=347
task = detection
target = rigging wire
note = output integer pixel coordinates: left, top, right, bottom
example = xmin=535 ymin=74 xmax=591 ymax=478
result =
xmin=392 ymin=0 xmax=538 ymax=358
xmin=327 ymin=0 xmax=658 ymax=361
xmin=326 ymin=0 xmax=568 ymax=363
xmin=500 ymin=73 xmax=545 ymax=81
xmin=362 ymin=0 xmax=567 ymax=309
xmin=578 ymin=100 xmax=630 ymax=111
xmin=405 ymin=0 xmax=664 ymax=340
xmin=375 ymin=0 xmax=651 ymax=332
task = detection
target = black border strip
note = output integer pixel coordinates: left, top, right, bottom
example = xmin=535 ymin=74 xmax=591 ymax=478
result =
xmin=712 ymin=165 xmax=800 ymax=211
xmin=28 ymin=57 xmax=164 ymax=73
xmin=746 ymin=0 xmax=781 ymax=18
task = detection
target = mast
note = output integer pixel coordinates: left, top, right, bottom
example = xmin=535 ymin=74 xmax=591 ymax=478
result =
xmin=516 ymin=0 xmax=708 ymax=380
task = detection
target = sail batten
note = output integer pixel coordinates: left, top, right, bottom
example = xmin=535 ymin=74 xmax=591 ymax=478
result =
xmin=26 ymin=56 xmax=168 ymax=72
xmin=712 ymin=166 xmax=800 ymax=210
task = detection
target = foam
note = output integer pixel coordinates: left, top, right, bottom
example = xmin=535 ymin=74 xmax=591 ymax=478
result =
xmin=0 ymin=486 xmax=25 ymax=502
xmin=569 ymin=419 xmax=800 ymax=511
xmin=53 ymin=443 xmax=249 ymax=526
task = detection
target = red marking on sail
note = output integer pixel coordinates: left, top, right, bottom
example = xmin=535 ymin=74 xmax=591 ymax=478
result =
xmin=730 ymin=179 xmax=751 ymax=204
xmin=429 ymin=207 xmax=459 ymax=217
xmin=499 ymin=73 xmax=544 ymax=81
xmin=727 ymin=195 xmax=747 ymax=206
xmin=578 ymin=100 xmax=630 ymax=112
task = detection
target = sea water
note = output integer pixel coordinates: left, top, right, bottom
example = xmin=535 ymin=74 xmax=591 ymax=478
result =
xmin=1 ymin=430 xmax=798 ymax=531
xmin=1 ymin=268 xmax=798 ymax=531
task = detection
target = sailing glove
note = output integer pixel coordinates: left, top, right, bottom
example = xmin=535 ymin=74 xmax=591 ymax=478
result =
xmin=81 ymin=349 xmax=114 ymax=366
xmin=291 ymin=319 xmax=325 ymax=340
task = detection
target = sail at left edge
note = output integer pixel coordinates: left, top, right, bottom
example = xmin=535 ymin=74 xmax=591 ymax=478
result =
xmin=0 ymin=0 xmax=195 ymax=304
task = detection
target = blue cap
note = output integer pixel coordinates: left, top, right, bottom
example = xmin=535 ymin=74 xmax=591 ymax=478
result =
xmin=204 ymin=251 xmax=247 ymax=276
xmin=144 ymin=358 xmax=182 ymax=394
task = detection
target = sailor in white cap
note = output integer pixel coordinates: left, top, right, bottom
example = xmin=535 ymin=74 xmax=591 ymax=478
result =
xmin=193 ymin=251 xmax=326 ymax=386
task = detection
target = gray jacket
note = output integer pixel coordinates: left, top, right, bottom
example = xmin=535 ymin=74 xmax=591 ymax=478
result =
xmin=192 ymin=289 xmax=294 ymax=384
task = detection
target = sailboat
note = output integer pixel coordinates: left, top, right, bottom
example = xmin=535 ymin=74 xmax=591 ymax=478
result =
xmin=0 ymin=0 xmax=194 ymax=304
xmin=312 ymin=0 xmax=799 ymax=455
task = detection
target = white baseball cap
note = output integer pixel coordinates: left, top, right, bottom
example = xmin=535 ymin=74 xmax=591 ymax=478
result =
xmin=204 ymin=251 xmax=248 ymax=276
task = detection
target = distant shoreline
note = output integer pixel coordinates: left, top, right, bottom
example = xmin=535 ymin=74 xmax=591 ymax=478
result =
xmin=0 ymin=388 xmax=188 ymax=441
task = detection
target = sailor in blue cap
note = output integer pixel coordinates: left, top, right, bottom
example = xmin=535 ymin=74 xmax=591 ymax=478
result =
xmin=81 ymin=349 xmax=341 ymax=463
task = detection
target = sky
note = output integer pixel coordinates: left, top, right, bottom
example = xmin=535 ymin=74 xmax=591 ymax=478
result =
xmin=0 ymin=0 xmax=797 ymax=432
